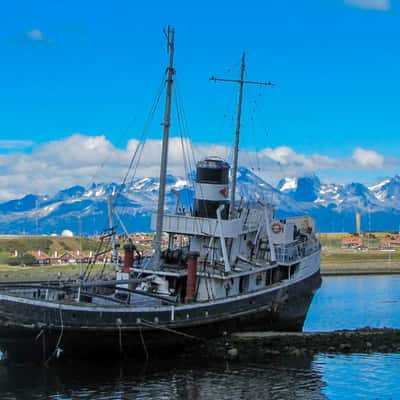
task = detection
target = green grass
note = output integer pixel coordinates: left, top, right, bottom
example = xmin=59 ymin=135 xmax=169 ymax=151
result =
xmin=0 ymin=236 xmax=100 ymax=256
xmin=320 ymin=237 xmax=382 ymax=250
xmin=320 ymin=238 xmax=343 ymax=249
xmin=321 ymin=249 xmax=400 ymax=264
xmin=0 ymin=262 xmax=116 ymax=281
xmin=320 ymin=235 xmax=400 ymax=264
xmin=0 ymin=236 xmax=153 ymax=281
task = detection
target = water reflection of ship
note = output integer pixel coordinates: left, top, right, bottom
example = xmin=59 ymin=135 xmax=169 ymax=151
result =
xmin=0 ymin=355 xmax=327 ymax=400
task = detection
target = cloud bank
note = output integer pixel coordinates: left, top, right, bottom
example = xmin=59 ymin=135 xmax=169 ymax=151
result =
xmin=0 ymin=133 xmax=397 ymax=201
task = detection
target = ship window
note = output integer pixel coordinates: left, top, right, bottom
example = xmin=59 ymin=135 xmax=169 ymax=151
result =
xmin=266 ymin=270 xmax=272 ymax=286
xmin=239 ymin=276 xmax=249 ymax=293
xmin=281 ymin=266 xmax=289 ymax=280
xmin=272 ymin=267 xmax=280 ymax=283
xmin=289 ymin=263 xmax=299 ymax=278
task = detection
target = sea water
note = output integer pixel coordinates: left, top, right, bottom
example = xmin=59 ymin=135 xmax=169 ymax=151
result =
xmin=1 ymin=275 xmax=399 ymax=399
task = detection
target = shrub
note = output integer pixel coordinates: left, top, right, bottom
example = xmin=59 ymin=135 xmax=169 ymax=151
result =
xmin=21 ymin=253 xmax=36 ymax=266
xmin=7 ymin=258 xmax=21 ymax=266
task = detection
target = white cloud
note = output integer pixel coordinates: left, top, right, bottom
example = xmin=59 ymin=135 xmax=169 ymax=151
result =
xmin=344 ymin=0 xmax=391 ymax=11
xmin=352 ymin=147 xmax=384 ymax=168
xmin=0 ymin=133 xmax=397 ymax=201
xmin=25 ymin=29 xmax=44 ymax=41
xmin=260 ymin=146 xmax=313 ymax=168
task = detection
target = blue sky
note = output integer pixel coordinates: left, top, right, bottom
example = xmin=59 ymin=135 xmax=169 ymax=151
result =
xmin=0 ymin=0 xmax=399 ymax=199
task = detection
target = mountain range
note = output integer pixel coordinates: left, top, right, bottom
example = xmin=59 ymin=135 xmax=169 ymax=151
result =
xmin=1 ymin=167 xmax=400 ymax=235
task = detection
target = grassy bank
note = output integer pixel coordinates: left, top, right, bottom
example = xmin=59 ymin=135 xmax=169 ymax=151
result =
xmin=0 ymin=263 xmax=116 ymax=282
xmin=319 ymin=234 xmax=400 ymax=274
xmin=0 ymin=236 xmax=100 ymax=265
xmin=322 ymin=249 xmax=400 ymax=264
xmin=321 ymin=262 xmax=400 ymax=275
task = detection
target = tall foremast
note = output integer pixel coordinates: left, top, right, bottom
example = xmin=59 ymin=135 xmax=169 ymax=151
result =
xmin=154 ymin=26 xmax=175 ymax=266
xmin=210 ymin=53 xmax=274 ymax=218
xmin=231 ymin=53 xmax=245 ymax=219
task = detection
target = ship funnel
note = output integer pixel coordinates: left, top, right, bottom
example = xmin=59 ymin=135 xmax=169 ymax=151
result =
xmin=193 ymin=157 xmax=230 ymax=219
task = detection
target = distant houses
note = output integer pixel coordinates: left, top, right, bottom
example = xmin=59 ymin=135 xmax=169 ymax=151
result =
xmin=339 ymin=234 xmax=400 ymax=250
xmin=381 ymin=236 xmax=400 ymax=249
xmin=30 ymin=250 xmax=51 ymax=265
xmin=341 ymin=236 xmax=363 ymax=249
xmin=129 ymin=233 xmax=154 ymax=245
xmin=11 ymin=249 xmax=96 ymax=267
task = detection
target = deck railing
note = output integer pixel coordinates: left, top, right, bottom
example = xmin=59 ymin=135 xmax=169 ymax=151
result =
xmin=274 ymin=239 xmax=319 ymax=264
xmin=151 ymin=212 xmax=260 ymax=238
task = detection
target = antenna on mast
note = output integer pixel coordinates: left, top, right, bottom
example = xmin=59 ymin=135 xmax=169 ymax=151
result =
xmin=163 ymin=26 xmax=173 ymax=53
xmin=210 ymin=53 xmax=274 ymax=219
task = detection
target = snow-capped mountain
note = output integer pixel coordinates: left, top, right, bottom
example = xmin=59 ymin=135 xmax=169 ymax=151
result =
xmin=277 ymin=176 xmax=394 ymax=212
xmin=1 ymin=168 xmax=400 ymax=235
xmin=278 ymin=175 xmax=322 ymax=202
xmin=277 ymin=177 xmax=297 ymax=193
xmin=369 ymin=175 xmax=400 ymax=204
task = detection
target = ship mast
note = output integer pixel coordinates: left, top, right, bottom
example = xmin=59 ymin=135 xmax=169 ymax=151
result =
xmin=107 ymin=194 xmax=119 ymax=267
xmin=210 ymin=53 xmax=274 ymax=218
xmin=154 ymin=26 xmax=175 ymax=266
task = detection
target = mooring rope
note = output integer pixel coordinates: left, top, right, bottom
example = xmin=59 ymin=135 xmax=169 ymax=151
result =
xmin=118 ymin=324 xmax=123 ymax=355
xmin=44 ymin=305 xmax=64 ymax=366
xmin=139 ymin=319 xmax=205 ymax=342
xmin=139 ymin=325 xmax=149 ymax=361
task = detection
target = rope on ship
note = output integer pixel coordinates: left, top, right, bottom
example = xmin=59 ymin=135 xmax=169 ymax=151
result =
xmin=173 ymin=79 xmax=196 ymax=209
xmin=44 ymin=305 xmax=64 ymax=366
xmin=138 ymin=319 xmax=205 ymax=342
xmin=139 ymin=325 xmax=149 ymax=361
xmin=82 ymin=230 xmax=116 ymax=282
xmin=112 ymin=73 xmax=167 ymax=219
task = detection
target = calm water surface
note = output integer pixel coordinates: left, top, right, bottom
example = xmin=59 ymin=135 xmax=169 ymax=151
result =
xmin=1 ymin=274 xmax=399 ymax=400
xmin=304 ymin=274 xmax=400 ymax=331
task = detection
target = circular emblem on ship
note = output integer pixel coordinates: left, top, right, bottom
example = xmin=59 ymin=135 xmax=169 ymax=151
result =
xmin=219 ymin=187 xmax=229 ymax=198
xmin=271 ymin=222 xmax=283 ymax=234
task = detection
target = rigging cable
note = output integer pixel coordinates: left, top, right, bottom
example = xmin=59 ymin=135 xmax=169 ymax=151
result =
xmin=173 ymin=83 xmax=193 ymax=211
xmin=115 ymin=73 xmax=167 ymax=202
xmin=174 ymin=78 xmax=213 ymax=218
xmin=111 ymin=73 xmax=168 ymax=225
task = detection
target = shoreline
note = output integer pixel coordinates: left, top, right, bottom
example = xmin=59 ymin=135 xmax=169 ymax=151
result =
xmin=0 ymin=261 xmax=400 ymax=283
xmin=321 ymin=261 xmax=400 ymax=275
xmin=192 ymin=328 xmax=400 ymax=362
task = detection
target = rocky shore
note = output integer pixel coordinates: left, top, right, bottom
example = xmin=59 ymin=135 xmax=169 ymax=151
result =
xmin=189 ymin=328 xmax=400 ymax=361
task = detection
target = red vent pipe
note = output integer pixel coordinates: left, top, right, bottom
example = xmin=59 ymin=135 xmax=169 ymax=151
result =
xmin=123 ymin=242 xmax=134 ymax=273
xmin=186 ymin=251 xmax=199 ymax=302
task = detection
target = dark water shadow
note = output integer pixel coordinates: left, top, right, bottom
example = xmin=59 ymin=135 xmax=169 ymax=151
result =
xmin=0 ymin=339 xmax=327 ymax=400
